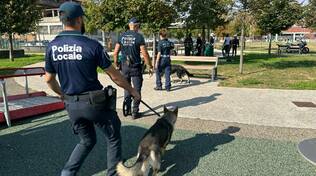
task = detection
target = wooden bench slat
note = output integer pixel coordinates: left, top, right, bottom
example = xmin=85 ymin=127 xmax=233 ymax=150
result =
xmin=181 ymin=65 xmax=215 ymax=70
xmin=171 ymin=56 xmax=218 ymax=62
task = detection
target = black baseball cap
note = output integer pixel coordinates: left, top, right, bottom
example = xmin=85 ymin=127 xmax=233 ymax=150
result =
xmin=128 ymin=17 xmax=140 ymax=24
xmin=59 ymin=1 xmax=84 ymax=20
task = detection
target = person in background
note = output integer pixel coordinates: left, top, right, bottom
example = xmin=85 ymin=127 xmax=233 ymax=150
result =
xmin=231 ymin=34 xmax=239 ymax=57
xmin=196 ymin=33 xmax=203 ymax=56
xmin=222 ymin=34 xmax=231 ymax=60
xmin=154 ymin=28 xmax=174 ymax=92
xmin=113 ymin=17 xmax=153 ymax=119
xmin=184 ymin=33 xmax=193 ymax=56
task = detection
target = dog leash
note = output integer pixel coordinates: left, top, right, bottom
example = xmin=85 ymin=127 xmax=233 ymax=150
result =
xmin=123 ymin=98 xmax=161 ymax=117
xmin=140 ymin=100 xmax=161 ymax=117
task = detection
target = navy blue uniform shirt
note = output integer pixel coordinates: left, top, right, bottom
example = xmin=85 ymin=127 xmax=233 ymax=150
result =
xmin=45 ymin=30 xmax=112 ymax=95
xmin=158 ymin=39 xmax=174 ymax=59
xmin=118 ymin=30 xmax=145 ymax=64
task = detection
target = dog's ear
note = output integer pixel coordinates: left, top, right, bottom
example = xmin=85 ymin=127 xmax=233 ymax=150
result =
xmin=164 ymin=105 xmax=168 ymax=113
xmin=173 ymin=106 xmax=178 ymax=115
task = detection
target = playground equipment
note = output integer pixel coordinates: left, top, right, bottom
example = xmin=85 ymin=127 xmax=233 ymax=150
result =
xmin=0 ymin=67 xmax=64 ymax=127
xmin=298 ymin=138 xmax=316 ymax=166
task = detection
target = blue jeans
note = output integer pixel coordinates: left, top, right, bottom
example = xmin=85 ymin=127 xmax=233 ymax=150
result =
xmin=156 ymin=58 xmax=171 ymax=90
xmin=62 ymin=99 xmax=121 ymax=176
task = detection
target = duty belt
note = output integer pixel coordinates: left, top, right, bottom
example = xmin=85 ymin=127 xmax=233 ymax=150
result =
xmin=64 ymin=93 xmax=90 ymax=102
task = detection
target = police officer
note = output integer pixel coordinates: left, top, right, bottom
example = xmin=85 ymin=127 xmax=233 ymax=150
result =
xmin=113 ymin=17 xmax=153 ymax=119
xmin=44 ymin=2 xmax=140 ymax=176
xmin=154 ymin=28 xmax=174 ymax=91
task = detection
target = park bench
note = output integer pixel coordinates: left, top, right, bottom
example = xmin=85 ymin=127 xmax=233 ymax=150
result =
xmin=277 ymin=43 xmax=303 ymax=55
xmin=170 ymin=55 xmax=218 ymax=81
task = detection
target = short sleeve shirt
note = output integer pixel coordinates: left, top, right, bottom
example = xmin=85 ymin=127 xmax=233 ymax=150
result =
xmin=118 ymin=30 xmax=145 ymax=64
xmin=158 ymin=39 xmax=174 ymax=59
xmin=45 ymin=30 xmax=112 ymax=95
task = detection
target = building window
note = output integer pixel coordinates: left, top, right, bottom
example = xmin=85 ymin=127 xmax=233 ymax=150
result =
xmin=38 ymin=26 xmax=49 ymax=34
xmin=53 ymin=10 xmax=59 ymax=17
xmin=50 ymin=25 xmax=63 ymax=34
xmin=43 ymin=9 xmax=53 ymax=17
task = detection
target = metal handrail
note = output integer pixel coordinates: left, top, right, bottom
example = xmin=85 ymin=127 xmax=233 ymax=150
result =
xmin=0 ymin=67 xmax=46 ymax=127
xmin=0 ymin=67 xmax=45 ymax=79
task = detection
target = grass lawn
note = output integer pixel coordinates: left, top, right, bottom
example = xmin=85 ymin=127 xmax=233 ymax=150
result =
xmin=217 ymin=53 xmax=316 ymax=90
xmin=0 ymin=55 xmax=44 ymax=75
xmin=175 ymin=47 xmax=316 ymax=90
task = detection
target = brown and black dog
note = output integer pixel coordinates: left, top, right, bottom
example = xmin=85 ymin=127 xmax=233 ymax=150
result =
xmin=117 ymin=106 xmax=178 ymax=176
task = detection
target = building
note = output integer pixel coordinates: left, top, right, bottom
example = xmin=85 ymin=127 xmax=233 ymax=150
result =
xmin=36 ymin=0 xmax=82 ymax=41
xmin=281 ymin=25 xmax=316 ymax=41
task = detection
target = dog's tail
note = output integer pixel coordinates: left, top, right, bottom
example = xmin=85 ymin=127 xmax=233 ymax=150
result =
xmin=116 ymin=154 xmax=147 ymax=176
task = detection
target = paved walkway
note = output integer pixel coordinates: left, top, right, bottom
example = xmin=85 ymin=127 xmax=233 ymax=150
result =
xmin=14 ymin=62 xmax=316 ymax=129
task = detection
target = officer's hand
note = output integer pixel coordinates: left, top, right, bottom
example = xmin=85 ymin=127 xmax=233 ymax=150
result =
xmin=131 ymin=89 xmax=141 ymax=101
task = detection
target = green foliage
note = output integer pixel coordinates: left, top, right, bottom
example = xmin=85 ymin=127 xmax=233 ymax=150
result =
xmin=0 ymin=0 xmax=42 ymax=34
xmin=169 ymin=29 xmax=186 ymax=40
xmin=83 ymin=0 xmax=176 ymax=33
xmin=249 ymin=0 xmax=302 ymax=35
xmin=173 ymin=0 xmax=230 ymax=30
xmin=303 ymin=0 xmax=316 ymax=29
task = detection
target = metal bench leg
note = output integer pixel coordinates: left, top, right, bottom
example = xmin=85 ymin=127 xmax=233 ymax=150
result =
xmin=211 ymin=68 xmax=215 ymax=81
xmin=0 ymin=80 xmax=11 ymax=127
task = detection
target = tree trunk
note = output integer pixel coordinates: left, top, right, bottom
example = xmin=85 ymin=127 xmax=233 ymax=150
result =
xmin=9 ymin=33 xmax=14 ymax=61
xmin=239 ymin=26 xmax=245 ymax=74
xmin=207 ymin=25 xmax=210 ymax=43
xmin=202 ymin=26 xmax=206 ymax=41
xmin=268 ymin=33 xmax=272 ymax=55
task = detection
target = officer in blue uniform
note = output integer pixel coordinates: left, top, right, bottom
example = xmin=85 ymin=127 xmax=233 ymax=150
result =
xmin=44 ymin=2 xmax=140 ymax=176
xmin=154 ymin=29 xmax=174 ymax=91
xmin=113 ymin=17 xmax=153 ymax=119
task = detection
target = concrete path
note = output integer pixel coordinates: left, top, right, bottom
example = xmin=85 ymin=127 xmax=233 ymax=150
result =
xmin=14 ymin=62 xmax=316 ymax=129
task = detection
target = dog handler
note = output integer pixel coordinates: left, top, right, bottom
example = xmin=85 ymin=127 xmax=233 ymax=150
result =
xmin=154 ymin=28 xmax=174 ymax=91
xmin=44 ymin=2 xmax=140 ymax=176
xmin=113 ymin=17 xmax=153 ymax=119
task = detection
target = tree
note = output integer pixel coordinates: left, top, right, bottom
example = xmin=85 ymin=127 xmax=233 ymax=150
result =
xmin=249 ymin=0 xmax=302 ymax=55
xmin=0 ymin=0 xmax=42 ymax=61
xmin=172 ymin=0 xmax=230 ymax=42
xmin=83 ymin=0 xmax=176 ymax=59
xmin=303 ymin=0 xmax=316 ymax=29
xmin=83 ymin=0 xmax=176 ymax=33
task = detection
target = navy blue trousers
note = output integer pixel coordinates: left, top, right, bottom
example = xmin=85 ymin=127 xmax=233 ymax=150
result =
xmin=156 ymin=58 xmax=171 ymax=90
xmin=120 ymin=62 xmax=143 ymax=113
xmin=62 ymin=99 xmax=121 ymax=176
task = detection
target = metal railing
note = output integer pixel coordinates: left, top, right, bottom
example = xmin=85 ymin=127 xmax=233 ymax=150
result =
xmin=0 ymin=67 xmax=45 ymax=127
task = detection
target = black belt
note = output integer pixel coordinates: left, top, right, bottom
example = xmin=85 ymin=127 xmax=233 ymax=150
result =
xmin=64 ymin=93 xmax=90 ymax=102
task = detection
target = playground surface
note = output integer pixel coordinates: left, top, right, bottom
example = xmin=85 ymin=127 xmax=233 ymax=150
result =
xmin=0 ymin=62 xmax=316 ymax=175
xmin=1 ymin=111 xmax=316 ymax=176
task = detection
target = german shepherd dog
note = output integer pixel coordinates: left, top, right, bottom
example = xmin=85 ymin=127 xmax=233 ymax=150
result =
xmin=163 ymin=64 xmax=193 ymax=84
xmin=117 ymin=106 xmax=178 ymax=176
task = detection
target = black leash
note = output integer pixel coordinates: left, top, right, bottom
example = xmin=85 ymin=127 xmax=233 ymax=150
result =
xmin=123 ymin=98 xmax=161 ymax=117
xmin=140 ymin=100 xmax=161 ymax=117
